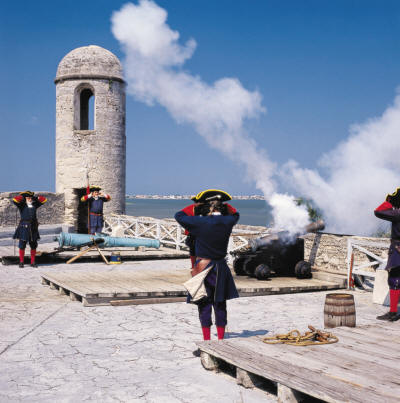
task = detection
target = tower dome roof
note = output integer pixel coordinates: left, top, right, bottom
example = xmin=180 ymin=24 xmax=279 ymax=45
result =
xmin=55 ymin=45 xmax=124 ymax=83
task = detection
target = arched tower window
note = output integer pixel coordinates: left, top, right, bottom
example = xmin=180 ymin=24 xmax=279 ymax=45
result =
xmin=74 ymin=85 xmax=95 ymax=131
xmin=80 ymin=88 xmax=94 ymax=130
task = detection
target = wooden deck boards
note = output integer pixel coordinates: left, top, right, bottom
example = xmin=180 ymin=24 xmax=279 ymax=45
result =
xmin=196 ymin=324 xmax=400 ymax=403
xmin=41 ymin=269 xmax=343 ymax=306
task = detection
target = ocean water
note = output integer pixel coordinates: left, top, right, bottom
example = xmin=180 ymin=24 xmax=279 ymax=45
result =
xmin=125 ymin=198 xmax=272 ymax=227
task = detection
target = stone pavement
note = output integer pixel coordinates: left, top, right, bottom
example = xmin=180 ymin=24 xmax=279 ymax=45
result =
xmin=0 ymin=251 xmax=390 ymax=402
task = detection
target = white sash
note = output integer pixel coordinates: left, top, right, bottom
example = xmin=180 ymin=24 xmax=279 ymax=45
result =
xmin=183 ymin=266 xmax=213 ymax=302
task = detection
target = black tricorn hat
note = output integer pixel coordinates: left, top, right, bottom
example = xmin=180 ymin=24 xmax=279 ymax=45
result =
xmin=20 ymin=191 xmax=34 ymax=197
xmin=194 ymin=189 xmax=232 ymax=203
xmin=90 ymin=186 xmax=102 ymax=192
xmin=387 ymin=187 xmax=400 ymax=207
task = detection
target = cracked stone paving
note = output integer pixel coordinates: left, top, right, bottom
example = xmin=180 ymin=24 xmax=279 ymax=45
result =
xmin=0 ymin=243 xmax=387 ymax=402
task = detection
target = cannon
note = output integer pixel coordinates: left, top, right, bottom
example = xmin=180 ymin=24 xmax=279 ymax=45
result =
xmin=56 ymin=232 xmax=160 ymax=249
xmin=232 ymin=220 xmax=325 ymax=280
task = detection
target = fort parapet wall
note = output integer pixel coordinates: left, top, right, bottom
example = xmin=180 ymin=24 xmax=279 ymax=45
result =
xmin=0 ymin=192 xmax=65 ymax=227
xmin=303 ymin=232 xmax=389 ymax=276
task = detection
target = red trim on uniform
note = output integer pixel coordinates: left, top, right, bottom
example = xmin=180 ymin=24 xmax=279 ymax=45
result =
xmin=375 ymin=201 xmax=393 ymax=212
xmin=217 ymin=326 xmax=225 ymax=340
xmin=182 ymin=204 xmax=196 ymax=233
xmin=390 ymin=289 xmax=400 ymax=313
xmin=182 ymin=204 xmax=195 ymax=216
xmin=19 ymin=249 xmax=25 ymax=262
xmin=182 ymin=204 xmax=197 ymax=260
xmin=13 ymin=195 xmax=23 ymax=203
xmin=30 ymin=249 xmax=36 ymax=264
xmin=37 ymin=196 xmax=47 ymax=204
xmin=202 ymin=327 xmax=211 ymax=340
xmin=225 ymin=203 xmax=237 ymax=214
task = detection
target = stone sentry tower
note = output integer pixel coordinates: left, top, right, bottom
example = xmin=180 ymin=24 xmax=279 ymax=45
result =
xmin=55 ymin=45 xmax=126 ymax=231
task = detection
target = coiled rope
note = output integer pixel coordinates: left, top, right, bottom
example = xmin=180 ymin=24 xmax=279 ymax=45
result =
xmin=263 ymin=325 xmax=339 ymax=346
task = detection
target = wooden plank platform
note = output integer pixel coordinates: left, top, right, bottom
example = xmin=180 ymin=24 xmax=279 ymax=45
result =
xmin=41 ymin=269 xmax=343 ymax=306
xmin=196 ymin=323 xmax=400 ymax=403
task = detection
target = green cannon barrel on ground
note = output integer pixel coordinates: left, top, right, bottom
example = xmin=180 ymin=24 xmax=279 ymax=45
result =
xmin=56 ymin=232 xmax=160 ymax=249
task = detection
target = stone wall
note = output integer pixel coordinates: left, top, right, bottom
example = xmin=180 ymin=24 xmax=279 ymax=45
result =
xmin=0 ymin=192 xmax=65 ymax=227
xmin=303 ymin=232 xmax=389 ymax=275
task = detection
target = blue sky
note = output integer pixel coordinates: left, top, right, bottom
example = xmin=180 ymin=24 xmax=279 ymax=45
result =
xmin=1 ymin=0 xmax=400 ymax=195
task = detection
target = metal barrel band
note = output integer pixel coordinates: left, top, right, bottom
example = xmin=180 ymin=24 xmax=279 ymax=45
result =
xmin=324 ymin=310 xmax=356 ymax=316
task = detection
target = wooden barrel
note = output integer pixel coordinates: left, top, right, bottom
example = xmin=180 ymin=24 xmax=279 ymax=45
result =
xmin=324 ymin=293 xmax=356 ymax=328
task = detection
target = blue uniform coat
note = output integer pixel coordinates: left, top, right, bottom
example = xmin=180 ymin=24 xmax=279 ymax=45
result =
xmin=175 ymin=211 xmax=240 ymax=303
xmin=81 ymin=195 xmax=110 ymax=233
xmin=88 ymin=198 xmax=107 ymax=230
xmin=374 ymin=205 xmax=400 ymax=271
xmin=13 ymin=198 xmax=45 ymax=242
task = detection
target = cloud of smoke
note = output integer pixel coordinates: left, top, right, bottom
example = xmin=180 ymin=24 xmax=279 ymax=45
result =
xmin=112 ymin=1 xmax=277 ymax=193
xmin=113 ymin=1 xmax=400 ymax=237
xmin=111 ymin=0 xmax=310 ymax=234
xmin=269 ymin=193 xmax=310 ymax=235
xmin=282 ymin=94 xmax=400 ymax=235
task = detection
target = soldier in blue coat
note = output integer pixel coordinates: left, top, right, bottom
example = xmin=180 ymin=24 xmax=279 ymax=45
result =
xmin=12 ymin=191 xmax=47 ymax=268
xmin=374 ymin=187 xmax=400 ymax=321
xmin=80 ymin=186 xmax=111 ymax=234
xmin=175 ymin=189 xmax=239 ymax=341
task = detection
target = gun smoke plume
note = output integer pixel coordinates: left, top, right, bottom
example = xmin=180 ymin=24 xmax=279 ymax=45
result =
xmin=111 ymin=0 xmax=309 ymax=234
xmin=282 ymin=94 xmax=400 ymax=235
xmin=112 ymin=0 xmax=399 ymax=236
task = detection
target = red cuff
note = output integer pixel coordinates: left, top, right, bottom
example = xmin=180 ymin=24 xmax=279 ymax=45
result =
xmin=37 ymin=196 xmax=47 ymax=204
xmin=13 ymin=195 xmax=23 ymax=203
xmin=225 ymin=203 xmax=237 ymax=214
xmin=182 ymin=204 xmax=195 ymax=216
xmin=375 ymin=201 xmax=393 ymax=212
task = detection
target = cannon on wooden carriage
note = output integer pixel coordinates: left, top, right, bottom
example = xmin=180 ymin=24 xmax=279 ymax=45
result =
xmin=231 ymin=220 xmax=325 ymax=280
xmin=53 ymin=232 xmax=160 ymax=264
xmin=56 ymin=232 xmax=160 ymax=249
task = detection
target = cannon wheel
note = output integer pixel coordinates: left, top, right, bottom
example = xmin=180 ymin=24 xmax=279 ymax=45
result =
xmin=294 ymin=260 xmax=312 ymax=279
xmin=233 ymin=256 xmax=247 ymax=275
xmin=243 ymin=255 xmax=259 ymax=277
xmin=254 ymin=264 xmax=272 ymax=280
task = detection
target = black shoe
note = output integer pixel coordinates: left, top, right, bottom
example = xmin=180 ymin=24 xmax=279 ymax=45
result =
xmin=389 ymin=313 xmax=400 ymax=322
xmin=192 ymin=349 xmax=201 ymax=357
xmin=30 ymin=263 xmax=38 ymax=268
xmin=19 ymin=262 xmax=24 ymax=268
xmin=377 ymin=311 xmax=397 ymax=321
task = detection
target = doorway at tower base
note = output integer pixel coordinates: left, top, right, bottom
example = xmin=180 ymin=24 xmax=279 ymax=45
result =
xmin=74 ymin=188 xmax=89 ymax=234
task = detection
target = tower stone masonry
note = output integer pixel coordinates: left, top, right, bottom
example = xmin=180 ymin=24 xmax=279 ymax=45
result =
xmin=55 ymin=45 xmax=126 ymax=229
